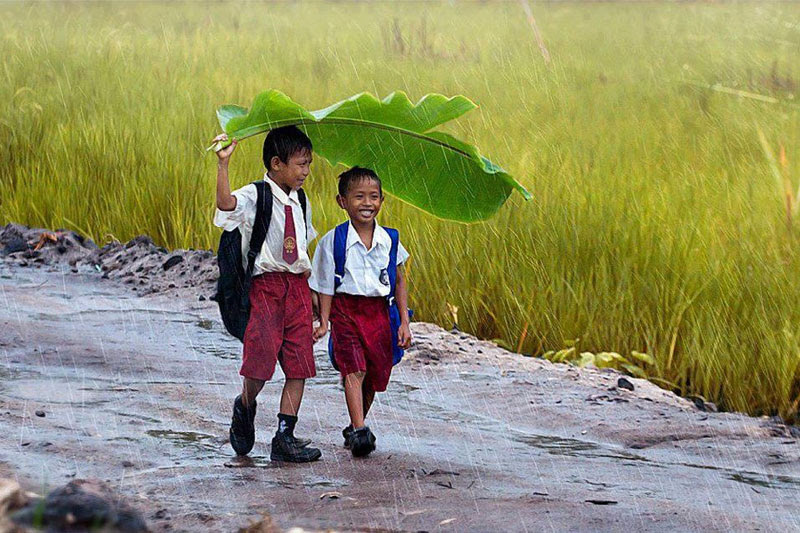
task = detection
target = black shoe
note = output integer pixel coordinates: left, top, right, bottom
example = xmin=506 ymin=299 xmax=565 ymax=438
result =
xmin=270 ymin=432 xmax=322 ymax=463
xmin=350 ymin=426 xmax=376 ymax=458
xmin=342 ymin=424 xmax=354 ymax=449
xmin=289 ymin=435 xmax=312 ymax=448
xmin=229 ymin=395 xmax=256 ymax=456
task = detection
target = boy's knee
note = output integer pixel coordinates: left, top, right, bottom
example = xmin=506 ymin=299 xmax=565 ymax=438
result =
xmin=344 ymin=371 xmax=366 ymax=382
xmin=243 ymin=377 xmax=266 ymax=390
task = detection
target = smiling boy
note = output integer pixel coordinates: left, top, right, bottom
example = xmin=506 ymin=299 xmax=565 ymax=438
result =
xmin=309 ymin=166 xmax=412 ymax=457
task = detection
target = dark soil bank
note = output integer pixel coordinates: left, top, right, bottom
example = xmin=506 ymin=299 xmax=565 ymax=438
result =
xmin=1 ymin=224 xmax=799 ymax=532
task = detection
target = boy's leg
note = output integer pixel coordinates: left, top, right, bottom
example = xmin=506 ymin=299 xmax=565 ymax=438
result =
xmin=270 ymin=275 xmax=320 ymax=463
xmin=230 ymin=276 xmax=285 ymax=457
xmin=362 ymin=381 xmax=375 ymax=419
xmin=343 ymin=372 xmax=367 ymax=429
xmin=230 ymin=376 xmax=264 ymax=457
xmin=346 ymin=372 xmax=376 ymax=457
xmin=242 ymin=377 xmax=265 ymax=407
xmin=275 ymin=378 xmax=312 ymax=446
xmin=279 ymin=378 xmax=305 ymax=415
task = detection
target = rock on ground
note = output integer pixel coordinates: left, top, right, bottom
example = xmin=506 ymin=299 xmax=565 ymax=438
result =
xmin=11 ymin=479 xmax=147 ymax=532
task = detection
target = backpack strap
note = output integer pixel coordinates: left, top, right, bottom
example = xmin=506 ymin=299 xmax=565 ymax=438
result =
xmin=297 ymin=188 xmax=308 ymax=240
xmin=332 ymin=222 xmax=349 ymax=291
xmin=384 ymin=227 xmax=400 ymax=306
xmin=246 ymin=181 xmax=272 ymax=276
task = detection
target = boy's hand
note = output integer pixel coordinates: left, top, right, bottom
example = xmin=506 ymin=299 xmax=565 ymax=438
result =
xmin=312 ymin=322 xmax=328 ymax=342
xmin=397 ymin=323 xmax=412 ymax=349
xmin=212 ymin=133 xmax=237 ymax=162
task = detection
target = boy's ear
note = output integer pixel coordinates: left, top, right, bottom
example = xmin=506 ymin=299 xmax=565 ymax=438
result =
xmin=336 ymin=195 xmax=347 ymax=210
xmin=270 ymin=155 xmax=282 ymax=170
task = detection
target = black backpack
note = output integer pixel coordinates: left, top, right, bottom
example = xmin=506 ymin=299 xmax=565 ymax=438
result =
xmin=214 ymin=181 xmax=307 ymax=341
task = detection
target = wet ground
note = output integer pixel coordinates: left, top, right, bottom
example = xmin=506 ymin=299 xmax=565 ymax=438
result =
xmin=1 ymin=260 xmax=799 ymax=532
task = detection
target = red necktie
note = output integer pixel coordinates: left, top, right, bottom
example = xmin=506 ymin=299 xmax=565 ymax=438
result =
xmin=283 ymin=205 xmax=298 ymax=264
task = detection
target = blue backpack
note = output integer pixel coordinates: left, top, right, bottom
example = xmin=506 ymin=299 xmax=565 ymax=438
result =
xmin=327 ymin=222 xmax=413 ymax=370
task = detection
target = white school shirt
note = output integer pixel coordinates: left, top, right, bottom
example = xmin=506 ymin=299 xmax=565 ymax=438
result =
xmin=309 ymin=221 xmax=409 ymax=297
xmin=213 ymin=174 xmax=317 ymax=275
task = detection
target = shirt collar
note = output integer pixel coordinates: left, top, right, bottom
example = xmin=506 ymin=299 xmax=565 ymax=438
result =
xmin=346 ymin=221 xmax=390 ymax=252
xmin=263 ymin=172 xmax=299 ymax=206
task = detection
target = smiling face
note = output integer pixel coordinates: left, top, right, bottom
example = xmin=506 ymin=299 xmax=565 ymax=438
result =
xmin=337 ymin=176 xmax=384 ymax=226
xmin=269 ymin=149 xmax=312 ymax=192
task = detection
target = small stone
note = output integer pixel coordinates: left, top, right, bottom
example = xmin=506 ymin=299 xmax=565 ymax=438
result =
xmin=617 ymin=377 xmax=634 ymax=391
xmin=2 ymin=237 xmax=27 ymax=255
xmin=125 ymin=235 xmax=153 ymax=249
xmin=198 ymin=295 xmax=206 ymax=301
xmin=11 ymin=478 xmax=148 ymax=531
xmin=35 ymin=410 xmax=45 ymax=418
xmin=121 ymin=461 xmax=134 ymax=468
xmin=162 ymin=255 xmax=183 ymax=271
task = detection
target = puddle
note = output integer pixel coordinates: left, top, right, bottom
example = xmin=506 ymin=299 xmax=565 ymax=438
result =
xmin=78 ymin=386 xmax=139 ymax=392
xmin=727 ymin=473 xmax=800 ymax=490
xmin=411 ymin=403 xmax=488 ymax=425
xmin=313 ymin=376 xmax=343 ymax=386
xmin=32 ymin=308 xmax=200 ymax=322
xmin=117 ymin=412 xmax=162 ymax=424
xmin=458 ymin=371 xmax=497 ymax=382
xmin=146 ymin=429 xmax=223 ymax=452
xmin=0 ymin=367 xmax=23 ymax=380
xmin=197 ymin=345 xmax=238 ymax=360
xmin=512 ymin=433 xmax=651 ymax=463
xmin=5 ymin=383 xmax=110 ymax=406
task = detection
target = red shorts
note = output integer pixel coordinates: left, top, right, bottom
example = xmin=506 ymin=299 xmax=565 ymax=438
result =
xmin=330 ymin=294 xmax=393 ymax=392
xmin=241 ymin=272 xmax=316 ymax=381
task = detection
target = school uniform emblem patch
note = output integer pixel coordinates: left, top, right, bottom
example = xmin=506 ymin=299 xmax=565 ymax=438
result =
xmin=379 ymin=268 xmax=390 ymax=286
xmin=283 ymin=236 xmax=296 ymax=254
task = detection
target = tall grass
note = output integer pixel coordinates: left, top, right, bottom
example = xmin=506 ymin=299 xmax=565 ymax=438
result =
xmin=2 ymin=2 xmax=800 ymax=420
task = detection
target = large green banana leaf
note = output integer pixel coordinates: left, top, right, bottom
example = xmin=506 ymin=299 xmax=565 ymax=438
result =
xmin=210 ymin=90 xmax=531 ymax=222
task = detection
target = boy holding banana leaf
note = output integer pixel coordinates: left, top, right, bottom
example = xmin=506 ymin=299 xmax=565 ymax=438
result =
xmin=212 ymin=126 xmax=321 ymax=463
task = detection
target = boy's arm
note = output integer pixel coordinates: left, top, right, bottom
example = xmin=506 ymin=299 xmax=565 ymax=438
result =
xmin=310 ymin=290 xmax=320 ymax=321
xmin=396 ymin=265 xmax=412 ymax=348
xmin=312 ymin=293 xmax=333 ymax=341
xmin=213 ymin=133 xmax=238 ymax=211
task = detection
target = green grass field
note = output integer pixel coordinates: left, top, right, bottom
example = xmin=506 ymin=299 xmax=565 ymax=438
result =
xmin=3 ymin=1 xmax=800 ymax=421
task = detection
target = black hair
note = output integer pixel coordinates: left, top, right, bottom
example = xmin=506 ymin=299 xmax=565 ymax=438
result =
xmin=262 ymin=125 xmax=313 ymax=170
xmin=337 ymin=166 xmax=383 ymax=197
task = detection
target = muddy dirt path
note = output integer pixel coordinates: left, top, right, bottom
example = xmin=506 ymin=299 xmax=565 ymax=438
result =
xmin=1 ymin=261 xmax=799 ymax=532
